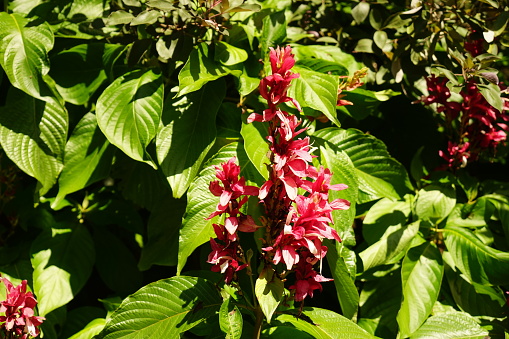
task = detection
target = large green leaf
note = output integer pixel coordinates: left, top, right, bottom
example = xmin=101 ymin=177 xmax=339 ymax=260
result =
xmin=31 ymin=224 xmax=95 ymax=317
xmin=68 ymin=318 xmax=106 ymax=339
xmin=96 ymin=69 xmax=163 ymax=169
xmin=240 ymin=119 xmax=270 ymax=180
xmin=177 ymin=142 xmax=258 ymax=274
xmin=362 ymin=197 xmax=411 ymax=245
xmin=97 ymin=276 xmax=222 ymax=339
xmin=414 ymin=184 xmax=456 ymax=224
xmin=397 ymin=242 xmax=444 ymax=338
xmin=0 ymin=88 xmax=67 ymax=195
xmin=409 ymin=311 xmax=488 ymax=339
xmin=0 ymin=13 xmax=54 ymax=100
xmin=50 ymin=44 xmax=121 ymax=105
xmin=292 ymin=45 xmax=362 ymax=75
xmin=359 ymin=221 xmax=420 ymax=272
xmin=313 ymin=128 xmax=413 ymax=203
xmin=260 ymin=10 xmax=287 ymax=58
xmin=177 ymin=43 xmax=232 ymax=97
xmin=54 ymin=113 xmax=114 ymax=208
xmin=288 ymin=66 xmax=341 ymax=127
xmin=157 ymin=80 xmax=225 ymax=198
xmin=138 ymin=196 xmax=186 ymax=270
xmin=443 ymin=226 xmax=509 ymax=285
xmin=324 ymin=239 xmax=359 ymax=320
xmin=214 ymin=41 xmax=248 ymax=66
xmin=255 ymin=266 xmax=284 ymax=323
xmin=275 ymin=308 xmax=376 ymax=339
xmin=320 ymin=145 xmax=358 ymax=240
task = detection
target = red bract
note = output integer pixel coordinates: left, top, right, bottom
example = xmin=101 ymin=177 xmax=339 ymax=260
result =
xmin=422 ymin=75 xmax=509 ymax=169
xmin=289 ymin=251 xmax=332 ymax=301
xmin=0 ymin=278 xmax=44 ymax=339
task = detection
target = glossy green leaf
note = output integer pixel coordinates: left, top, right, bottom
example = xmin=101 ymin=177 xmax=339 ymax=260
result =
xmin=157 ymin=80 xmax=225 ymax=198
xmin=275 ymin=307 xmax=376 ymax=339
xmin=260 ymin=11 xmax=287 ymax=58
xmin=313 ymin=128 xmax=413 ymax=203
xmin=96 ymin=69 xmax=163 ymax=169
xmin=240 ymin=119 xmax=270 ymax=180
xmin=288 ymin=66 xmax=341 ymax=127
xmin=324 ymin=239 xmax=359 ymax=320
xmin=214 ymin=41 xmax=248 ymax=66
xmin=97 ymin=276 xmax=221 ymax=339
xmin=219 ymin=298 xmax=243 ymax=339
xmin=443 ymin=226 xmax=509 ymax=285
xmin=139 ymin=197 xmax=186 ymax=270
xmin=68 ymin=318 xmax=106 ymax=339
xmin=359 ymin=221 xmax=420 ymax=272
xmin=477 ymin=83 xmax=504 ymax=112
xmin=31 ymin=225 xmax=95 ymax=317
xmin=292 ymin=45 xmax=362 ymax=76
xmin=262 ymin=326 xmax=313 ymax=338
xmin=60 ymin=306 xmax=106 ymax=339
xmin=414 ymin=184 xmax=456 ymax=223
xmin=177 ymin=143 xmax=258 ymax=274
xmin=54 ymin=113 xmax=114 ymax=208
xmin=320 ymin=145 xmax=358 ymax=244
xmin=50 ymin=44 xmax=118 ymax=105
xmin=337 ymin=89 xmax=388 ymax=121
xmin=295 ymin=58 xmax=349 ymax=76
xmin=178 ymin=43 xmax=231 ymax=97
xmin=255 ymin=266 xmax=284 ymax=323
xmin=0 ymin=88 xmax=67 ymax=195
xmin=362 ymin=197 xmax=411 ymax=245
xmin=397 ymin=243 xmax=444 ymax=337
xmin=409 ymin=311 xmax=488 ymax=339
xmin=0 ymin=13 xmax=54 ymax=100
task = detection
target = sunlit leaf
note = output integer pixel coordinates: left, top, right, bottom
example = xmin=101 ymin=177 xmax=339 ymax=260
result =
xmin=219 ymin=297 xmax=243 ymax=339
xmin=409 ymin=311 xmax=488 ymax=339
xmin=96 ymin=69 xmax=163 ymax=169
xmin=255 ymin=266 xmax=283 ymax=323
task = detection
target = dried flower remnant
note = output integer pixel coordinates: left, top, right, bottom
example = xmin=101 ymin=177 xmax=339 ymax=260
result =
xmin=0 ymin=278 xmax=44 ymax=339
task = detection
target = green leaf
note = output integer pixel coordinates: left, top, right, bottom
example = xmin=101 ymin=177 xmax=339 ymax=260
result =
xmin=359 ymin=221 xmax=420 ymax=272
xmin=477 ymin=83 xmax=504 ymax=112
xmin=0 ymin=88 xmax=67 ymax=195
xmin=320 ymin=145 xmax=358 ymax=243
xmin=177 ymin=143 xmax=257 ymax=274
xmin=288 ymin=66 xmax=341 ymax=127
xmin=0 ymin=13 xmax=54 ymax=100
xmin=275 ymin=307 xmax=376 ymax=339
xmin=255 ymin=266 xmax=284 ymax=323
xmin=97 ymin=276 xmax=222 ymax=339
xmin=313 ymin=128 xmax=412 ymax=203
xmin=60 ymin=306 xmax=106 ymax=339
xmin=240 ymin=119 xmax=270 ymax=180
xmin=157 ymin=80 xmax=225 ymax=198
xmin=93 ymin=226 xmax=142 ymax=295
xmin=214 ymin=41 xmax=248 ymax=66
xmin=138 ymin=197 xmax=186 ymax=270
xmin=397 ymin=243 xmax=444 ymax=337
xmin=31 ymin=225 xmax=95 ymax=317
xmin=362 ymin=198 xmax=411 ymax=245
xmin=324 ymin=239 xmax=359 ymax=320
xmin=219 ymin=298 xmax=243 ymax=339
xmin=130 ymin=10 xmax=160 ymax=26
xmin=178 ymin=43 xmax=231 ymax=97
xmin=295 ymin=58 xmax=349 ymax=76
xmin=414 ymin=184 xmax=456 ymax=223
xmin=260 ymin=11 xmax=287 ymax=58
xmin=262 ymin=326 xmax=313 ymax=338
xmin=107 ymin=10 xmax=135 ymax=25
xmin=409 ymin=311 xmax=488 ymax=339
xmin=54 ymin=113 xmax=114 ymax=208
xmin=352 ymin=1 xmax=370 ymax=24
xmin=292 ymin=45 xmax=362 ymax=76
xmin=337 ymin=89 xmax=385 ymax=121
xmin=68 ymin=318 xmax=106 ymax=339
xmin=373 ymin=30 xmax=388 ymax=50
xmin=96 ymin=69 xmax=163 ymax=169
xmin=49 ymin=44 xmax=115 ymax=105
xmin=442 ymin=226 xmax=509 ymax=285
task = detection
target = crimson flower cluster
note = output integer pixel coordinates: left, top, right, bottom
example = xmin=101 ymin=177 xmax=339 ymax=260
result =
xmin=0 ymin=278 xmax=44 ymax=339
xmin=423 ymin=74 xmax=509 ymax=169
xmin=207 ymin=46 xmax=349 ymax=302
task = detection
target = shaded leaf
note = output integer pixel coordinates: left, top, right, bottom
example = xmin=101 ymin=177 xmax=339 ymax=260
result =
xmin=219 ymin=298 xmax=243 ymax=339
xmin=255 ymin=266 xmax=283 ymax=323
xmin=260 ymin=11 xmax=287 ymax=58
xmin=157 ymin=80 xmax=225 ymax=198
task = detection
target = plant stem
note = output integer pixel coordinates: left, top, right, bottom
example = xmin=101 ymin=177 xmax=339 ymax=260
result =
xmin=253 ymin=304 xmax=264 ymax=339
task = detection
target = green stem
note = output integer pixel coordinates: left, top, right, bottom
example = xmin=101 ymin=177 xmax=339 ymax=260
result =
xmin=252 ymin=304 xmax=264 ymax=339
